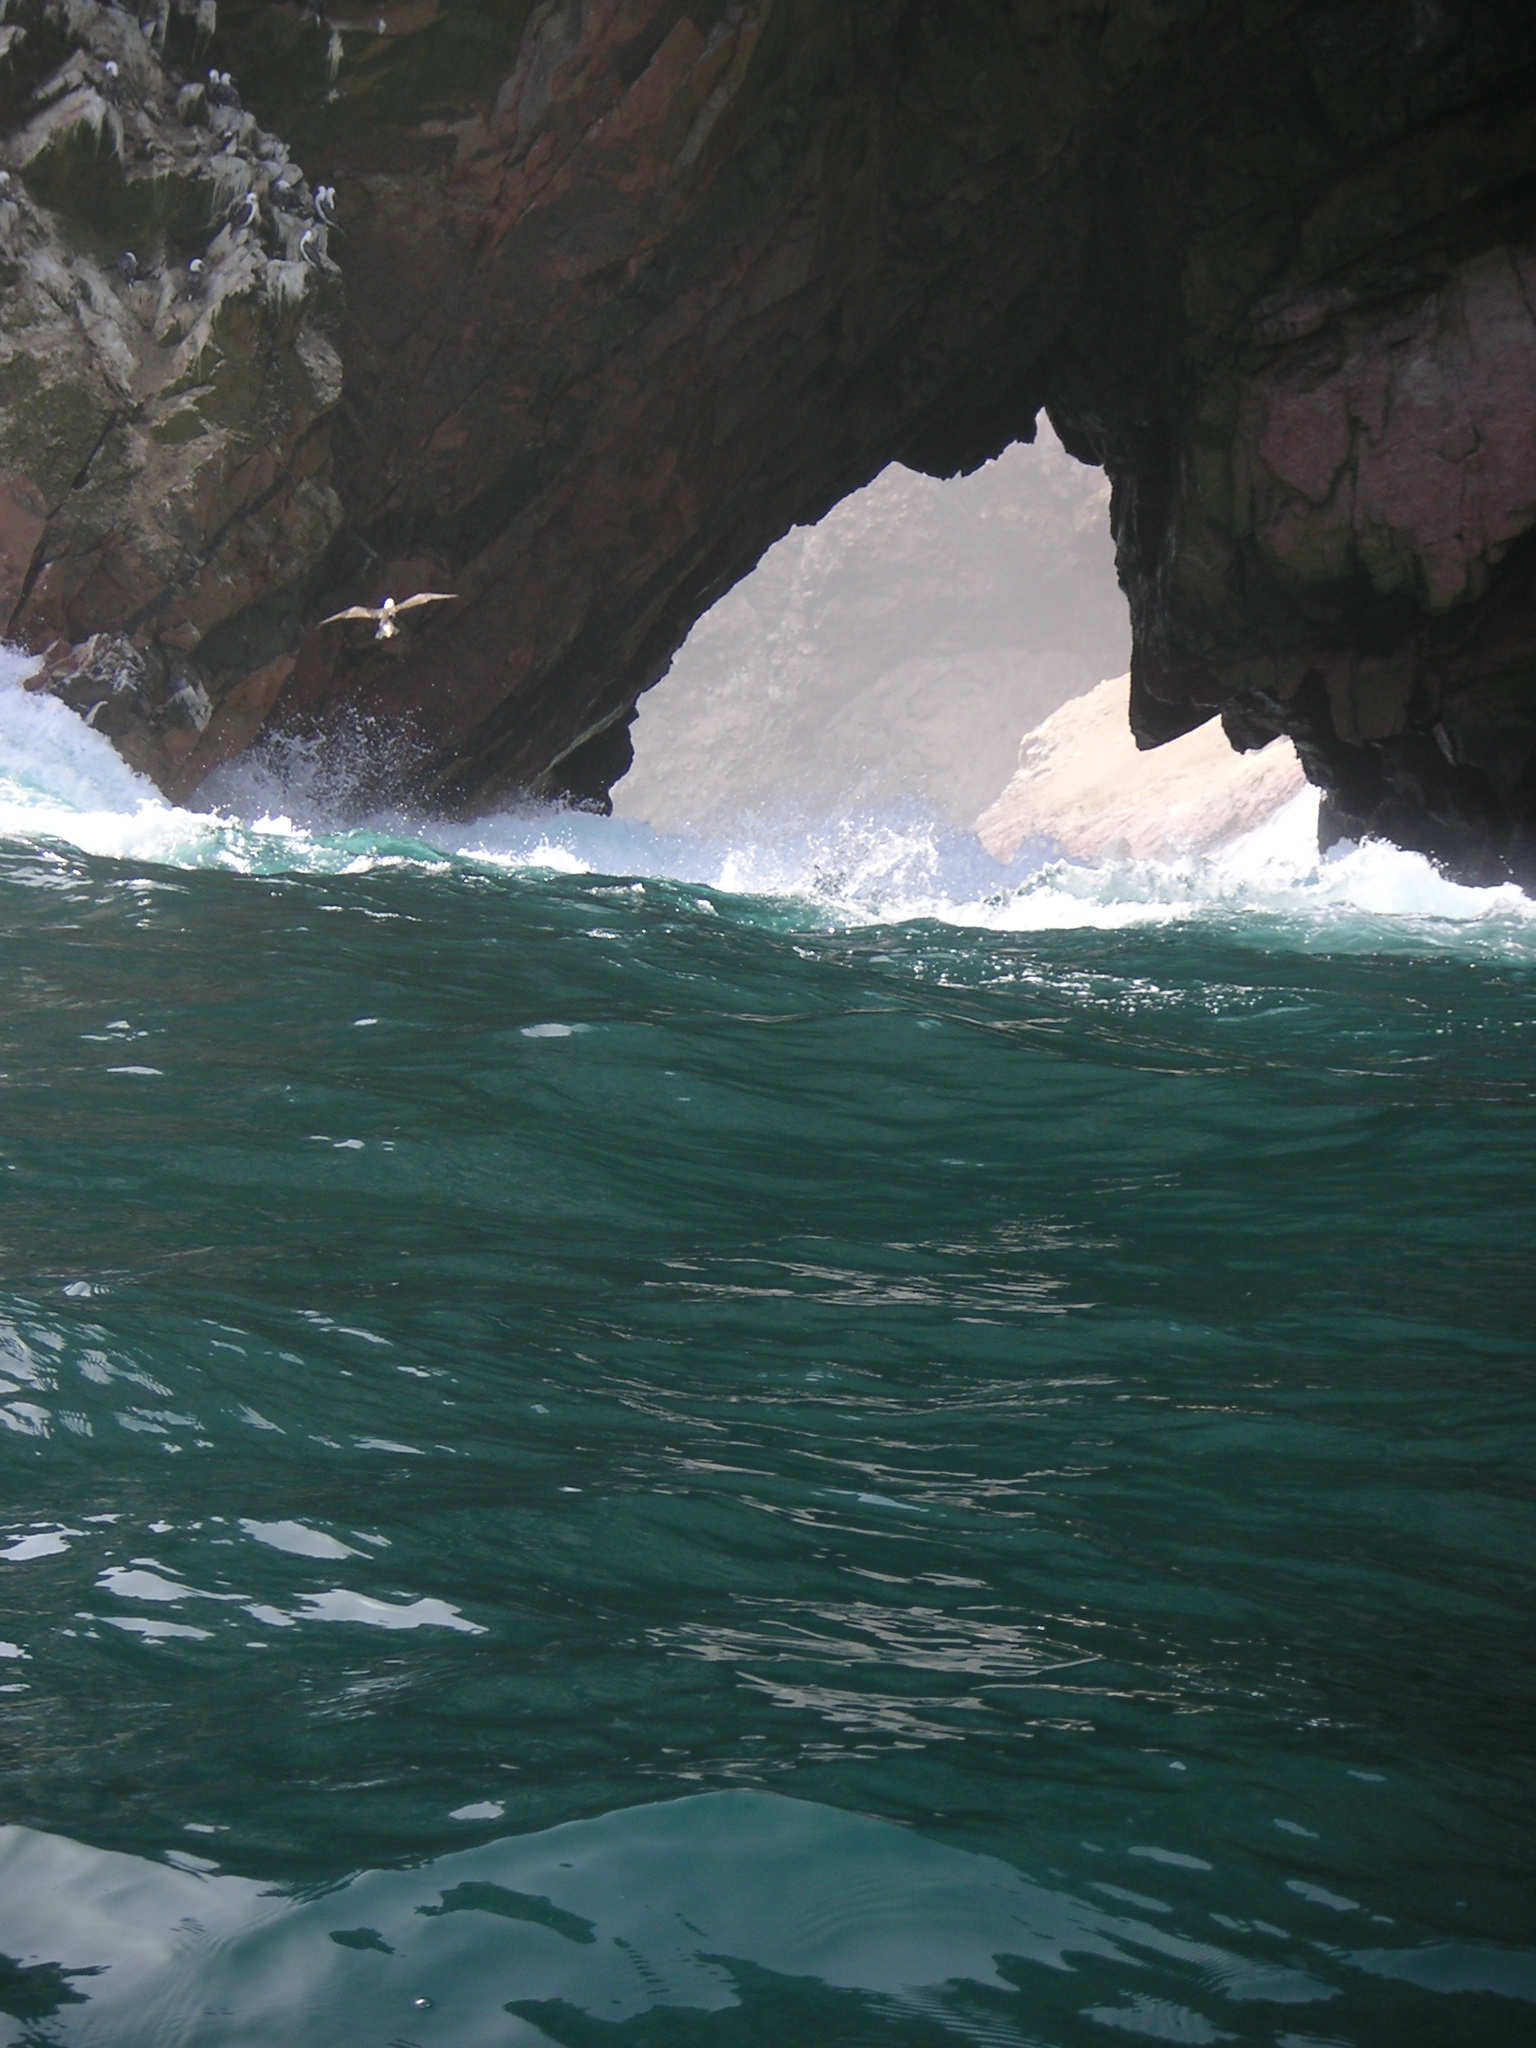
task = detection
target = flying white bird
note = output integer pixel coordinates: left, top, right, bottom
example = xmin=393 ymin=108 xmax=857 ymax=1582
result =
xmin=319 ymin=593 xmax=459 ymax=640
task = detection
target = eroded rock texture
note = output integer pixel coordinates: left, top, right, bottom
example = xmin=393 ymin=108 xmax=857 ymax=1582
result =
xmin=6 ymin=1 xmax=1534 ymax=878
xmin=0 ymin=0 xmax=341 ymax=792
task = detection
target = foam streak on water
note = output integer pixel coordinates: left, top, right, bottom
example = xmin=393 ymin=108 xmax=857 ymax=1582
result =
xmin=0 ymin=655 xmax=1532 ymax=2046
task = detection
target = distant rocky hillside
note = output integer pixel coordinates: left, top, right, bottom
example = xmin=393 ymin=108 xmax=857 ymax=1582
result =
xmin=615 ymin=428 xmax=1127 ymax=830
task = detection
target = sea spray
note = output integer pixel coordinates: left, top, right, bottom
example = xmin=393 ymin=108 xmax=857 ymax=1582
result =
xmin=3 ymin=656 xmax=1532 ymax=953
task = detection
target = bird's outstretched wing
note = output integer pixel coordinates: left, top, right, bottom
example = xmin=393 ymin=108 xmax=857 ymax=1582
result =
xmin=320 ymin=606 xmax=378 ymax=625
xmin=394 ymin=592 xmax=459 ymax=612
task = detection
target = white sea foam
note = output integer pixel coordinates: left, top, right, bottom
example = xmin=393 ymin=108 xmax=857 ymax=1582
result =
xmin=1 ymin=652 xmax=1531 ymax=952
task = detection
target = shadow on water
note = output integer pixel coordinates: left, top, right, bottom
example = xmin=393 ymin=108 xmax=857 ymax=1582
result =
xmin=0 ymin=1954 xmax=100 ymax=2024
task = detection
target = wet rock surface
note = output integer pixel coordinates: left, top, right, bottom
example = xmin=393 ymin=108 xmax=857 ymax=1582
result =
xmin=5 ymin=2 xmax=1534 ymax=880
xmin=0 ymin=0 xmax=341 ymax=793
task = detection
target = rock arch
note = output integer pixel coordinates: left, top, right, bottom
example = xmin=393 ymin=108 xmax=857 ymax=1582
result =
xmin=7 ymin=0 xmax=1536 ymax=879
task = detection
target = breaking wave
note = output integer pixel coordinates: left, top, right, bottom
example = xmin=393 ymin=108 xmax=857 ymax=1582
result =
xmin=2 ymin=650 xmax=1531 ymax=953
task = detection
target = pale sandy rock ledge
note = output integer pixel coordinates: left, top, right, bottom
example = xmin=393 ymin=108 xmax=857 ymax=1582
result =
xmin=977 ymin=676 xmax=1306 ymax=865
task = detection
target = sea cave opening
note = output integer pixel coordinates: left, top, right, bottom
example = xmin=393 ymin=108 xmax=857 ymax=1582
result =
xmin=612 ymin=426 xmax=1130 ymax=839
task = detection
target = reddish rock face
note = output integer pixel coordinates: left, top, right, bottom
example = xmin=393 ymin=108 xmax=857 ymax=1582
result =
xmin=0 ymin=474 xmax=47 ymax=623
xmin=1131 ymin=230 xmax=1536 ymax=876
xmin=221 ymin=0 xmax=1534 ymax=879
xmin=1252 ymin=251 xmax=1536 ymax=613
xmin=9 ymin=1 xmax=1536 ymax=880
xmin=255 ymin=0 xmax=1100 ymax=811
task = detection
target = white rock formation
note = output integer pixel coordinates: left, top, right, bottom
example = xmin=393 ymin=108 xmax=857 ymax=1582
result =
xmin=977 ymin=675 xmax=1306 ymax=863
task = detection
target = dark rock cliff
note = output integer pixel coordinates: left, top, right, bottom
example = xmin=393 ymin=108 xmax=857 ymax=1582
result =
xmin=0 ymin=0 xmax=342 ymax=794
xmin=4 ymin=1 xmax=1534 ymax=880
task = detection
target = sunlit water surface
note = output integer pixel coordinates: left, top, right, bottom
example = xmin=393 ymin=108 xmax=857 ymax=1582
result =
xmin=0 ymin=666 xmax=1532 ymax=2046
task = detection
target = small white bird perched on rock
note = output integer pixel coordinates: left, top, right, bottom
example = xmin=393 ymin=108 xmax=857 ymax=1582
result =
xmin=320 ymin=593 xmax=459 ymax=640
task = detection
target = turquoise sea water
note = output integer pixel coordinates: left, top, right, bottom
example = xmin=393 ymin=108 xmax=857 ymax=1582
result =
xmin=0 ymin=672 xmax=1533 ymax=2046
